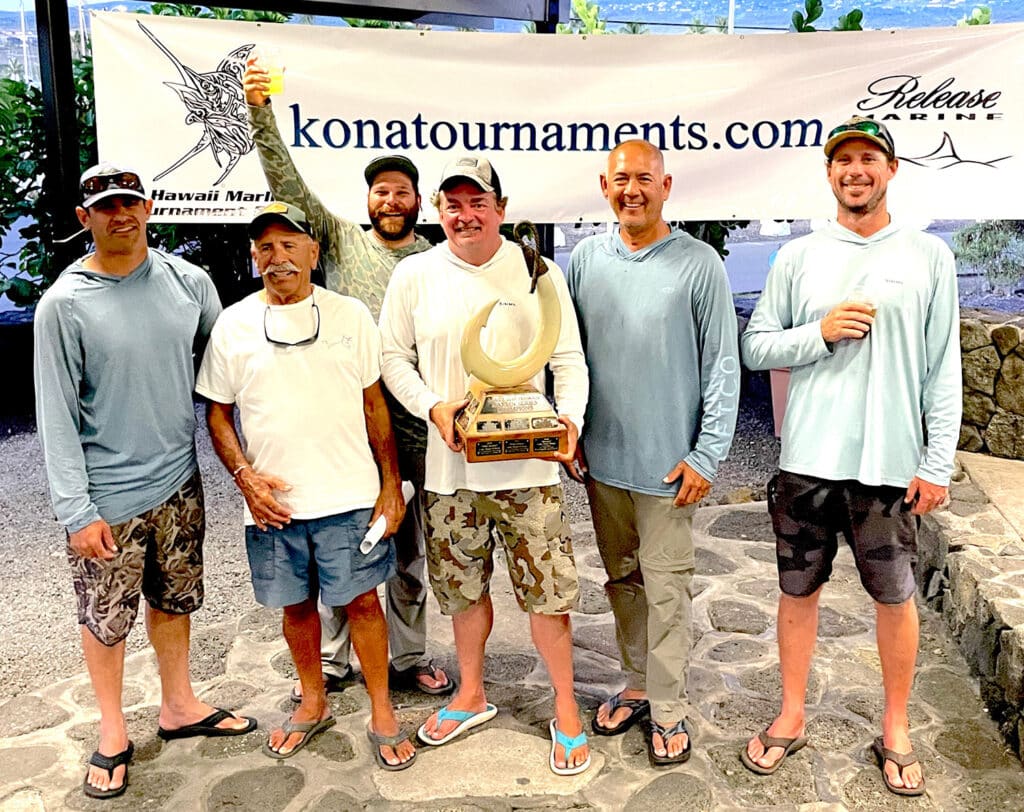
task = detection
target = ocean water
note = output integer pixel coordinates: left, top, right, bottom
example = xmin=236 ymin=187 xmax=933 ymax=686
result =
xmin=560 ymin=1 xmax=1024 ymax=32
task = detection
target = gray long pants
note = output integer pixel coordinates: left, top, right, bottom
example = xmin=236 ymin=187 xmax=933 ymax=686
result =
xmin=587 ymin=479 xmax=696 ymax=724
xmin=320 ymin=457 xmax=428 ymax=675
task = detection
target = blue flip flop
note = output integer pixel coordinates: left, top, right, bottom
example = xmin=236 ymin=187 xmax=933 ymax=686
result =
xmin=548 ymin=719 xmax=591 ymax=776
xmin=416 ymin=703 xmax=497 ymax=746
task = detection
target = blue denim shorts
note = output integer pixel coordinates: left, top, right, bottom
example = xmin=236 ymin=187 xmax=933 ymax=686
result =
xmin=244 ymin=508 xmax=395 ymax=608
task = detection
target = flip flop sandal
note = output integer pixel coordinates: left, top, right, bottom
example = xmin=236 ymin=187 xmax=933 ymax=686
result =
xmin=740 ymin=728 xmax=808 ymax=775
xmin=367 ymin=726 xmax=417 ymax=771
xmin=591 ymin=690 xmax=650 ymax=736
xmin=263 ymin=715 xmax=336 ymax=759
xmin=290 ymin=666 xmax=356 ymax=703
xmin=389 ymin=660 xmax=457 ymax=696
xmin=548 ymin=719 xmax=591 ymax=776
xmin=872 ymin=736 xmax=926 ymax=797
xmin=647 ymin=718 xmax=692 ymax=767
xmin=157 ymin=708 xmax=257 ymax=740
xmin=83 ymin=741 xmax=133 ymax=799
xmin=416 ymin=703 xmax=498 ymax=746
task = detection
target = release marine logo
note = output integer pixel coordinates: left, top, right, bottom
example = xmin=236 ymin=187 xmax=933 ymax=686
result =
xmin=139 ymin=22 xmax=255 ymax=185
xmin=856 ymin=74 xmax=1012 ymax=169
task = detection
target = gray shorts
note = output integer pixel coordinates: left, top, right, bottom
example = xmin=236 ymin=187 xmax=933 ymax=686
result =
xmin=769 ymin=470 xmax=918 ymax=605
xmin=69 ymin=469 xmax=205 ymax=646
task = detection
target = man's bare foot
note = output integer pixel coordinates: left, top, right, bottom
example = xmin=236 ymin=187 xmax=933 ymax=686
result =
xmin=158 ymin=700 xmax=253 ymax=735
xmin=744 ymin=715 xmax=805 ymax=771
xmin=593 ymin=688 xmax=649 ymax=734
xmin=552 ymin=700 xmax=589 ymax=771
xmin=86 ymin=724 xmax=130 ymax=794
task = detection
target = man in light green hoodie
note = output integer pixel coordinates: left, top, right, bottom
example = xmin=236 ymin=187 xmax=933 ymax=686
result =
xmin=740 ymin=117 xmax=961 ymax=797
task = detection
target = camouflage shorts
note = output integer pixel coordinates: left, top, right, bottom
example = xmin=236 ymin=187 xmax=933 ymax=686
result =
xmin=769 ymin=470 xmax=918 ymax=605
xmin=69 ymin=469 xmax=206 ymax=646
xmin=423 ymin=485 xmax=579 ymax=616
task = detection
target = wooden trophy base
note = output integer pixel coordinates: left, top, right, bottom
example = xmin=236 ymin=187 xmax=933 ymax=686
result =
xmin=455 ymin=378 xmax=567 ymax=463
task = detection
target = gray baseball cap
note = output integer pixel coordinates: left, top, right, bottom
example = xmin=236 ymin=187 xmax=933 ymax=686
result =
xmin=438 ymin=156 xmax=503 ymax=199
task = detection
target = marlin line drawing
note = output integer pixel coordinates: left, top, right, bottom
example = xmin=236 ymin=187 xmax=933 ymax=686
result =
xmin=138 ymin=21 xmax=255 ymax=185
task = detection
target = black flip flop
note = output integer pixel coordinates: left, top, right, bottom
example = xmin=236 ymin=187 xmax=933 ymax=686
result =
xmin=740 ymin=728 xmax=808 ymax=775
xmin=591 ymin=690 xmax=650 ymax=736
xmin=872 ymin=736 xmax=925 ymax=797
xmin=83 ymin=740 xmax=133 ymax=799
xmin=290 ymin=666 xmax=357 ymax=703
xmin=389 ymin=661 xmax=457 ymax=696
xmin=647 ymin=718 xmax=691 ymax=767
xmin=157 ymin=708 xmax=257 ymax=740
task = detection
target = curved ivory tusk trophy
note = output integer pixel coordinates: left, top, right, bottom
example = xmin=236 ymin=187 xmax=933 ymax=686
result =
xmin=460 ymin=271 xmax=562 ymax=388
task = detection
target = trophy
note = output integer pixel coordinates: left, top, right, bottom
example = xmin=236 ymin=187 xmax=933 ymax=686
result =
xmin=455 ymin=222 xmax=568 ymax=463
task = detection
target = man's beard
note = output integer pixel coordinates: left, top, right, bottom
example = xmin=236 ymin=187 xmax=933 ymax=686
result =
xmin=370 ymin=205 xmax=419 ymax=242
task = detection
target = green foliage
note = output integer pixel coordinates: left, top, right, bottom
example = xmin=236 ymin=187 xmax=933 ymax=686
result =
xmin=0 ymin=56 xmax=96 ymax=307
xmin=146 ymin=4 xmax=289 ymax=23
xmin=792 ymin=0 xmax=863 ymax=32
xmin=688 ymin=15 xmax=727 ymax=34
xmin=676 ymin=220 xmax=750 ymax=260
xmin=954 ymin=221 xmax=1024 ymax=290
xmin=617 ymin=21 xmax=649 ymax=35
xmin=343 ymin=18 xmax=413 ymax=29
xmin=958 ymin=6 xmax=992 ymax=26
xmin=557 ymin=0 xmax=606 ymax=34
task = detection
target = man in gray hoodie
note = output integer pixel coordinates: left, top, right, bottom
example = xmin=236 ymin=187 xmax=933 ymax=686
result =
xmin=740 ymin=117 xmax=961 ymax=796
xmin=34 ymin=164 xmax=254 ymax=801
xmin=566 ymin=140 xmax=740 ymax=768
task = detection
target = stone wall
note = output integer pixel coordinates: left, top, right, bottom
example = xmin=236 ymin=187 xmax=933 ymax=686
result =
xmin=917 ymin=453 xmax=1024 ymax=761
xmin=959 ymin=309 xmax=1024 ymax=460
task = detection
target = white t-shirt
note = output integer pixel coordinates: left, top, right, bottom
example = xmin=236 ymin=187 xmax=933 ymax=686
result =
xmin=379 ymin=238 xmax=589 ymax=495
xmin=197 ymin=286 xmax=382 ymax=524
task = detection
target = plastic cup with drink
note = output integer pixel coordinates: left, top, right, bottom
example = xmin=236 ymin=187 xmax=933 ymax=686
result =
xmin=256 ymin=47 xmax=285 ymax=96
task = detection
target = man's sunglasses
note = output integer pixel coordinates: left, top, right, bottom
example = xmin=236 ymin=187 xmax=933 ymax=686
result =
xmin=264 ymin=299 xmax=320 ymax=348
xmin=80 ymin=172 xmax=145 ymax=197
xmin=827 ymin=120 xmax=894 ymax=153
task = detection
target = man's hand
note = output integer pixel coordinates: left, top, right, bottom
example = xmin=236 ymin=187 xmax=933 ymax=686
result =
xmin=242 ymin=58 xmax=270 ymax=107
xmin=905 ymin=476 xmax=948 ymax=516
xmin=371 ymin=481 xmax=406 ymax=538
xmin=566 ymin=434 xmax=589 ymax=483
xmin=821 ymin=301 xmax=875 ymax=344
xmin=548 ymin=418 xmax=585 ymax=481
xmin=663 ymin=461 xmax=711 ymax=507
xmin=429 ymin=399 xmax=469 ymax=453
xmin=69 ymin=519 xmax=117 ymax=560
xmin=236 ymin=467 xmax=293 ymax=530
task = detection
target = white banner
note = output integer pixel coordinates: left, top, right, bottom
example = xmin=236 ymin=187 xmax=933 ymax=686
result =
xmin=92 ymin=12 xmax=1024 ymax=223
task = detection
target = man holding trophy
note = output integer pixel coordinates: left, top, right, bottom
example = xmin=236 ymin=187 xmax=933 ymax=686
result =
xmin=379 ymin=156 xmax=591 ymax=776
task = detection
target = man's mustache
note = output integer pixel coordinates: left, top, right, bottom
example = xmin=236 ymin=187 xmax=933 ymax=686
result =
xmin=260 ymin=261 xmax=300 ymax=277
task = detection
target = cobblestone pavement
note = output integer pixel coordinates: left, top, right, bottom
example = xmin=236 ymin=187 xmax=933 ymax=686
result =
xmin=2 ymin=503 xmax=1022 ymax=811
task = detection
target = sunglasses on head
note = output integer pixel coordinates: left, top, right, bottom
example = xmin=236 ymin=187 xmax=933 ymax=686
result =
xmin=80 ymin=172 xmax=144 ymax=197
xmin=827 ymin=120 xmax=893 ymax=152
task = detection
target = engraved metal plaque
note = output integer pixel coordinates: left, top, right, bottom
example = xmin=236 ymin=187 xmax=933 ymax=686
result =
xmin=456 ymin=378 xmax=568 ymax=463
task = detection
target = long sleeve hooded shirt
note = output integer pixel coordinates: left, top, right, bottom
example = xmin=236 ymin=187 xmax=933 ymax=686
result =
xmin=741 ymin=220 xmax=961 ymax=488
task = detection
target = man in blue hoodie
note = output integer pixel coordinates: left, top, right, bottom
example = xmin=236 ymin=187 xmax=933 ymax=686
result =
xmin=566 ymin=140 xmax=740 ymax=768
xmin=34 ymin=165 xmax=254 ymax=800
xmin=740 ymin=117 xmax=961 ymax=796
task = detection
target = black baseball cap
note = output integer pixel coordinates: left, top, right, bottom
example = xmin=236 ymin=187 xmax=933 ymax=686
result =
xmin=364 ymin=155 xmax=420 ymax=191
xmin=248 ymin=201 xmax=313 ymax=239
